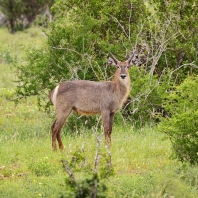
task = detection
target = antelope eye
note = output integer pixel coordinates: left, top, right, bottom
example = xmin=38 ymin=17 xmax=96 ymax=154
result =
xmin=117 ymin=66 xmax=121 ymax=69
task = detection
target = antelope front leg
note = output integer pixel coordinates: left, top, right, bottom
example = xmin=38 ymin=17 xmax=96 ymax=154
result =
xmin=106 ymin=112 xmax=115 ymax=144
xmin=102 ymin=111 xmax=115 ymax=145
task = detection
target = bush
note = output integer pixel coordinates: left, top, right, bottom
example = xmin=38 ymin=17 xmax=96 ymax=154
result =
xmin=60 ymin=136 xmax=114 ymax=198
xmin=15 ymin=0 xmax=198 ymax=128
xmin=158 ymin=75 xmax=198 ymax=164
xmin=0 ymin=0 xmax=54 ymax=33
xmin=15 ymin=0 xmax=147 ymax=111
xmin=121 ymin=66 xmax=171 ymax=126
xmin=28 ymin=157 xmax=57 ymax=176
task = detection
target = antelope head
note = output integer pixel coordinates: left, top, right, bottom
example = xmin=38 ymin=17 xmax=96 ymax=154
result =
xmin=108 ymin=52 xmax=139 ymax=80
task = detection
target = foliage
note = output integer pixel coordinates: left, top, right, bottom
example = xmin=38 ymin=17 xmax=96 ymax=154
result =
xmin=0 ymin=0 xmax=54 ymax=33
xmin=28 ymin=157 xmax=57 ymax=176
xmin=122 ymin=66 xmax=171 ymax=126
xmin=60 ymin=137 xmax=114 ymax=198
xmin=63 ymin=173 xmax=107 ymax=198
xmin=0 ymin=47 xmax=16 ymax=64
xmin=1 ymin=24 xmax=198 ymax=198
xmin=15 ymin=0 xmax=147 ymax=109
xmin=149 ymin=0 xmax=198 ymax=81
xmin=14 ymin=0 xmax=198 ymax=126
xmin=158 ymin=75 xmax=198 ymax=164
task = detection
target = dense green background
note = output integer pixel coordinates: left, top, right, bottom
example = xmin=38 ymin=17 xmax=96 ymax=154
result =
xmin=14 ymin=0 xmax=198 ymax=163
xmin=0 ymin=0 xmax=198 ymax=197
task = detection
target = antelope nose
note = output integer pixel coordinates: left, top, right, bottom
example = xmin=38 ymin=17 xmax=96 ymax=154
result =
xmin=120 ymin=74 xmax=126 ymax=79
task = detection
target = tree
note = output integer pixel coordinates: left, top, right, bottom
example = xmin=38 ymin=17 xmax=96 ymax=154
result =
xmin=15 ymin=0 xmax=147 ymax=108
xmin=121 ymin=0 xmax=198 ymax=124
xmin=149 ymin=0 xmax=198 ymax=82
xmin=158 ymin=75 xmax=198 ymax=164
xmin=0 ymin=0 xmax=54 ymax=33
xmin=15 ymin=0 xmax=198 ymax=125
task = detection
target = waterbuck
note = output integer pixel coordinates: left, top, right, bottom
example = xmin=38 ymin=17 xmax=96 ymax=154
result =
xmin=50 ymin=53 xmax=140 ymax=150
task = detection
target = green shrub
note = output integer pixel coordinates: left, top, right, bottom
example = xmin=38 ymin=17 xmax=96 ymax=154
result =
xmin=15 ymin=0 xmax=147 ymax=110
xmin=158 ymin=75 xmax=198 ymax=164
xmin=28 ymin=157 xmax=57 ymax=176
xmin=121 ymin=66 xmax=171 ymax=126
xmin=60 ymin=140 xmax=114 ymax=198
xmin=0 ymin=47 xmax=16 ymax=64
xmin=0 ymin=0 xmax=54 ymax=33
xmin=14 ymin=0 xmax=198 ymax=128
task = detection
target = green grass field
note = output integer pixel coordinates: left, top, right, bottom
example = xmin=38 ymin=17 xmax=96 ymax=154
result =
xmin=0 ymin=27 xmax=198 ymax=198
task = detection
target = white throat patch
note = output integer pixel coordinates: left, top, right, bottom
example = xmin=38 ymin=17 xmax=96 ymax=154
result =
xmin=120 ymin=77 xmax=129 ymax=86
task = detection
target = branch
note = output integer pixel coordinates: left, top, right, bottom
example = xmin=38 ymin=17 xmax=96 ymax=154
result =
xmin=105 ymin=145 xmax=112 ymax=172
xmin=64 ymin=161 xmax=78 ymax=185
xmin=128 ymin=2 xmax=133 ymax=42
xmin=107 ymin=14 xmax=129 ymax=38
xmin=51 ymin=46 xmax=83 ymax=57
xmin=169 ymin=62 xmax=198 ymax=82
xmin=94 ymin=133 xmax=103 ymax=173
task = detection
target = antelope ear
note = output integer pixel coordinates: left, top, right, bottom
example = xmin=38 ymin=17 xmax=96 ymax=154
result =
xmin=107 ymin=57 xmax=117 ymax=66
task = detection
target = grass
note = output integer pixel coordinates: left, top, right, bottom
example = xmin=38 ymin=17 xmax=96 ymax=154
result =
xmin=0 ymin=26 xmax=198 ymax=197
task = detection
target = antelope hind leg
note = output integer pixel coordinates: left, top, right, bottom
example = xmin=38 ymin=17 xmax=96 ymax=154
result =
xmin=51 ymin=108 xmax=72 ymax=150
xmin=51 ymin=119 xmax=58 ymax=150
